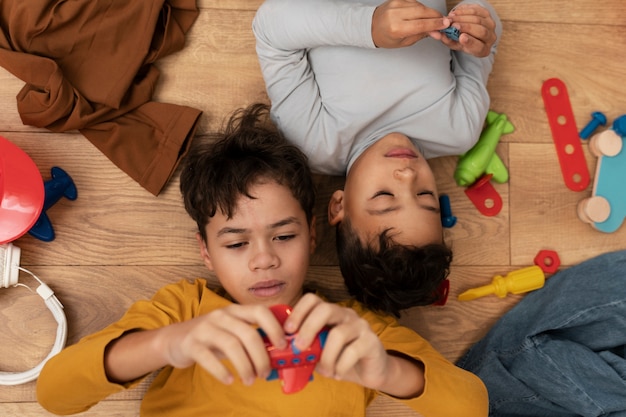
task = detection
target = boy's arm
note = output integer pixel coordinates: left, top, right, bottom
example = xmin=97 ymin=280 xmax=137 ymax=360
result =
xmin=252 ymin=0 xmax=376 ymax=154
xmin=430 ymin=0 xmax=503 ymax=151
xmin=37 ymin=281 xmax=201 ymax=415
xmin=288 ymin=294 xmax=426 ymax=398
xmin=36 ymin=327 xmax=140 ymax=415
xmin=252 ymin=0 xmax=448 ymax=139
xmin=36 ymin=280 xmax=286 ymax=415
xmin=104 ymin=305 xmax=286 ymax=386
xmin=336 ymin=299 xmax=489 ymax=416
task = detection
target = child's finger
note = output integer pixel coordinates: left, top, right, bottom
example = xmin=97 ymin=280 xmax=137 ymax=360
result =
xmin=283 ymin=292 xmax=323 ymax=334
xmin=316 ymin=316 xmax=373 ymax=378
xmin=448 ymin=4 xmax=491 ymax=20
xmin=193 ymin=348 xmax=234 ymax=385
xmin=206 ymin=329 xmax=259 ymax=385
xmin=398 ymin=17 xmax=449 ymax=38
xmin=233 ymin=304 xmax=287 ymax=350
xmin=193 ymin=307 xmax=281 ymax=383
xmin=288 ymin=295 xmax=336 ymax=349
xmin=315 ymin=328 xmax=356 ymax=378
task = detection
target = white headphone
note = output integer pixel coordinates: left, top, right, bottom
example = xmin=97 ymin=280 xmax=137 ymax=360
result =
xmin=0 ymin=243 xmax=67 ymax=385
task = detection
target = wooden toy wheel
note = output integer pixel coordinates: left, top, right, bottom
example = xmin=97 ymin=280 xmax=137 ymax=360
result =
xmin=577 ymin=196 xmax=611 ymax=224
xmin=589 ymin=130 xmax=622 ymax=157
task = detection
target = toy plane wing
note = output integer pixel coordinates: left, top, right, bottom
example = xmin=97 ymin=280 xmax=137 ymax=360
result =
xmin=278 ymin=365 xmax=316 ymax=394
xmin=28 ymin=212 xmax=55 ymax=242
xmin=485 ymin=152 xmax=509 ymax=183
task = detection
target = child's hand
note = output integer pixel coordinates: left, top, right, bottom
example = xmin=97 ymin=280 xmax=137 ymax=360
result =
xmin=285 ymin=294 xmax=392 ymax=390
xmin=160 ymin=304 xmax=286 ymax=386
xmin=372 ymin=0 xmax=450 ymax=48
xmin=436 ymin=4 xmax=497 ymax=57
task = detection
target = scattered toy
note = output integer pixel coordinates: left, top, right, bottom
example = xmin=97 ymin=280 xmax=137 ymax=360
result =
xmin=440 ymin=26 xmax=460 ymax=41
xmin=0 ymin=136 xmax=44 ymax=244
xmin=454 ymin=110 xmax=512 ymax=217
xmin=463 ymin=174 xmax=503 ymax=217
xmin=455 ymin=110 xmax=512 ymax=187
xmin=579 ymin=111 xmax=607 ymax=140
xmin=29 ymin=167 xmax=78 ymax=242
xmin=534 ymin=249 xmax=561 ymax=274
xmin=541 ymin=78 xmax=590 ymax=191
xmin=458 ymin=265 xmax=545 ymax=301
xmin=577 ymin=116 xmax=626 ymax=233
xmin=432 ymin=278 xmax=450 ymax=306
xmin=439 ymin=194 xmax=457 ymax=228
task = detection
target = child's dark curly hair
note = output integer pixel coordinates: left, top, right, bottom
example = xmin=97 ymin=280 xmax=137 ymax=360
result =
xmin=180 ymin=103 xmax=315 ymax=241
xmin=336 ymin=218 xmax=452 ymax=317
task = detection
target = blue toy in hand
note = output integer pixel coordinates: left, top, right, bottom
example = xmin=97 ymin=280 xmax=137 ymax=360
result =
xmin=440 ymin=26 xmax=460 ymax=42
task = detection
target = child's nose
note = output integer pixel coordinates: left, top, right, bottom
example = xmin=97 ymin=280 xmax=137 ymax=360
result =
xmin=393 ymin=167 xmax=416 ymax=180
xmin=249 ymin=245 xmax=279 ymax=270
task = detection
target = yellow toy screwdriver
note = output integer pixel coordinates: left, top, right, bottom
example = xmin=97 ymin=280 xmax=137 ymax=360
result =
xmin=458 ymin=266 xmax=546 ymax=301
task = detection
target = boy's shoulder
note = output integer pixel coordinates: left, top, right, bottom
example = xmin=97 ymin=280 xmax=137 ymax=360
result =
xmin=336 ymin=298 xmax=399 ymax=327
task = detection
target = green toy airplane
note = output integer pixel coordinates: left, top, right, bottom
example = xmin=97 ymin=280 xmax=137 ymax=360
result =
xmin=454 ymin=110 xmax=514 ymax=187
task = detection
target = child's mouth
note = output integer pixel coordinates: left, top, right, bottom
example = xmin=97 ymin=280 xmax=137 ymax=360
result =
xmin=249 ymin=281 xmax=285 ymax=297
xmin=385 ymin=148 xmax=417 ymax=158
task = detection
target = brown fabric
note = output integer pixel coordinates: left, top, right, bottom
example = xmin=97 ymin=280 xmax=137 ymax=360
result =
xmin=0 ymin=0 xmax=202 ymax=195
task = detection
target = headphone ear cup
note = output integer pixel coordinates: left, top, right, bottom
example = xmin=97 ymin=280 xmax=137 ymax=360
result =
xmin=0 ymin=251 xmax=68 ymax=386
xmin=1 ymin=243 xmax=21 ymax=288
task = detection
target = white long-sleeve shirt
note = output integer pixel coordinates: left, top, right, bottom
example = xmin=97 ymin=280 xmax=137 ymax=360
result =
xmin=253 ymin=0 xmax=501 ymax=175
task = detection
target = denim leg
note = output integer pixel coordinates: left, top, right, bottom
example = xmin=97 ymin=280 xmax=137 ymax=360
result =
xmin=456 ymin=250 xmax=626 ymax=417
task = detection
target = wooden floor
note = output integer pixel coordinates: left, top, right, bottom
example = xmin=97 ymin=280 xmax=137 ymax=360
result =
xmin=1 ymin=1 xmax=625 ymax=415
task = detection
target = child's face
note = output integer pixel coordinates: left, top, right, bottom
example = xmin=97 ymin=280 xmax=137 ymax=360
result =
xmin=198 ymin=181 xmax=316 ymax=307
xmin=330 ymin=132 xmax=443 ymax=247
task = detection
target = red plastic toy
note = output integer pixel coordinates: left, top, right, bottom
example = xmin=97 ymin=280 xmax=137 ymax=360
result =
xmin=0 ymin=135 xmax=45 ymax=244
xmin=259 ymin=305 xmax=328 ymax=394
xmin=464 ymin=174 xmax=503 ymax=217
xmin=541 ymin=78 xmax=590 ymax=191
xmin=534 ymin=249 xmax=561 ymax=274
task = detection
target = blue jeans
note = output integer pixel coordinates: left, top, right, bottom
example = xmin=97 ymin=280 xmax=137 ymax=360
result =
xmin=456 ymin=250 xmax=626 ymax=417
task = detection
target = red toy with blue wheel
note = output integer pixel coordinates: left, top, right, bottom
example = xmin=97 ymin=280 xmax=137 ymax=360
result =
xmin=258 ymin=304 xmax=329 ymax=394
xmin=0 ymin=135 xmax=77 ymax=244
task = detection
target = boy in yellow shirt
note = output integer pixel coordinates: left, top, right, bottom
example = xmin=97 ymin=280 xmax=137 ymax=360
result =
xmin=37 ymin=104 xmax=487 ymax=416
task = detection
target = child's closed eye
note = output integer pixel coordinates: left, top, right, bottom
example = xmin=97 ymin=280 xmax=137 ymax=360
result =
xmin=372 ymin=191 xmax=393 ymax=198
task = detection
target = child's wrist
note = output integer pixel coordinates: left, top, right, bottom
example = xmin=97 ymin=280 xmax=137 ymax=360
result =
xmin=379 ymin=352 xmax=425 ymax=399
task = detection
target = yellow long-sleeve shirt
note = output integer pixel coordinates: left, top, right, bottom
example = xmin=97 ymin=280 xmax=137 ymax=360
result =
xmin=37 ymin=279 xmax=487 ymax=416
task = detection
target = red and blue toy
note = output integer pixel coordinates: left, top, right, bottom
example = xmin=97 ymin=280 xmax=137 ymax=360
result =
xmin=258 ymin=304 xmax=328 ymax=394
xmin=0 ymin=135 xmax=77 ymax=244
xmin=0 ymin=135 xmax=44 ymax=244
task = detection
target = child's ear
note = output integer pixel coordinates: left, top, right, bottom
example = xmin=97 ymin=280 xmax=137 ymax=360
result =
xmin=328 ymin=190 xmax=345 ymax=226
xmin=309 ymin=215 xmax=317 ymax=254
xmin=196 ymin=232 xmax=214 ymax=271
